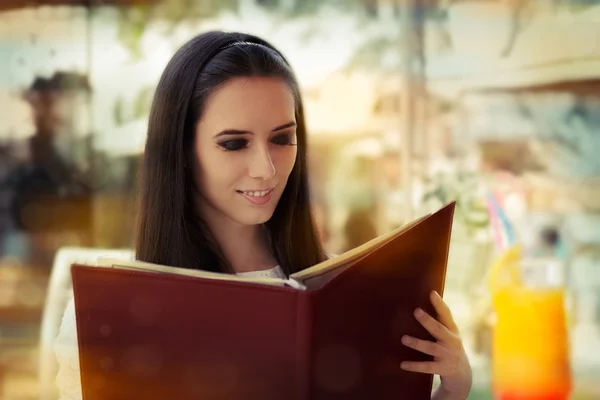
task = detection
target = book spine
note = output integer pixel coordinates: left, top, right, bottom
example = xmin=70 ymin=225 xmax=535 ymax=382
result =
xmin=295 ymin=292 xmax=313 ymax=400
xmin=286 ymin=278 xmax=307 ymax=290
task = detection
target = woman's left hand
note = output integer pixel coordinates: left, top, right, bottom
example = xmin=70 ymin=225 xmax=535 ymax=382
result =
xmin=399 ymin=290 xmax=472 ymax=400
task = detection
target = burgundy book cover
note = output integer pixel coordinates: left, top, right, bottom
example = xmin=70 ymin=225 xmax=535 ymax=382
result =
xmin=71 ymin=202 xmax=454 ymax=400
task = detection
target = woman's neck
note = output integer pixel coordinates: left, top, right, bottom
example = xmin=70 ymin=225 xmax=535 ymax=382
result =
xmin=199 ymin=208 xmax=277 ymax=274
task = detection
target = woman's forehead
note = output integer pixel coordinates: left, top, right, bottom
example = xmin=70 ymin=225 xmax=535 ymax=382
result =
xmin=199 ymin=77 xmax=296 ymax=133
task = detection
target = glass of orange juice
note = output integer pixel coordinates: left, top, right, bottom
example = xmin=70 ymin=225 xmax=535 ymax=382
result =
xmin=490 ymin=252 xmax=572 ymax=400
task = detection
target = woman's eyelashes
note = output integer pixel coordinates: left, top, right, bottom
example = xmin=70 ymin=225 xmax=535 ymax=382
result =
xmin=217 ymin=133 xmax=297 ymax=152
xmin=219 ymin=139 xmax=248 ymax=151
xmin=270 ymin=132 xmax=297 ymax=146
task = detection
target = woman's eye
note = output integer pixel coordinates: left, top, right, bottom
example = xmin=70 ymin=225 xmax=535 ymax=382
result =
xmin=219 ymin=139 xmax=248 ymax=151
xmin=271 ymin=133 xmax=295 ymax=146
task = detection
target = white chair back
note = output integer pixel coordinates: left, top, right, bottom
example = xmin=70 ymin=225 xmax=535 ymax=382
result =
xmin=38 ymin=247 xmax=134 ymax=400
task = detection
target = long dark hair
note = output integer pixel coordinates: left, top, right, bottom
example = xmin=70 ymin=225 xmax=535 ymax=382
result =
xmin=135 ymin=31 xmax=327 ymax=276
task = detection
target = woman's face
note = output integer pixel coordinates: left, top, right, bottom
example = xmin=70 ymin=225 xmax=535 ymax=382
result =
xmin=194 ymin=76 xmax=298 ymax=227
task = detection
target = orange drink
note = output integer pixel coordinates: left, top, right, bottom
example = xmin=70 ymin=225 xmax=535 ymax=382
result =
xmin=489 ymin=247 xmax=572 ymax=400
xmin=492 ymin=287 xmax=571 ymax=399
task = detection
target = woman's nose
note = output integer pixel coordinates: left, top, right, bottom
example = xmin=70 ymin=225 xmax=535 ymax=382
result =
xmin=248 ymin=145 xmax=276 ymax=180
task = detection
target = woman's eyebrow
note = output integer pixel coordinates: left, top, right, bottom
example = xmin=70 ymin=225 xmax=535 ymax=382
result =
xmin=214 ymin=121 xmax=296 ymax=138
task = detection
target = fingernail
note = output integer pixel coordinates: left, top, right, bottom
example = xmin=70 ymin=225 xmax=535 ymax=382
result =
xmin=415 ymin=308 xmax=424 ymax=317
xmin=400 ymin=362 xmax=408 ymax=369
xmin=432 ymin=290 xmax=440 ymax=299
xmin=401 ymin=335 xmax=410 ymax=344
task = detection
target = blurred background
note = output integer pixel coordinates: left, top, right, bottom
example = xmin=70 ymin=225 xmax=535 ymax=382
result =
xmin=0 ymin=0 xmax=599 ymax=399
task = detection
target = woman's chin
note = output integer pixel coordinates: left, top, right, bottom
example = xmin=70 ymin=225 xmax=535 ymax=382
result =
xmin=232 ymin=209 xmax=276 ymax=226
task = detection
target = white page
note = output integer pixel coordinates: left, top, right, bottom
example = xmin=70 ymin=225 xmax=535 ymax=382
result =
xmin=95 ymin=257 xmax=289 ymax=288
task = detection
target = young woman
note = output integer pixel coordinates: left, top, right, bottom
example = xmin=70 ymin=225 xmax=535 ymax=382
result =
xmin=54 ymin=31 xmax=472 ymax=400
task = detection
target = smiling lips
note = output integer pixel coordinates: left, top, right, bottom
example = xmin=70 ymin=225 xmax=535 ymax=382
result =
xmin=237 ymin=188 xmax=274 ymax=205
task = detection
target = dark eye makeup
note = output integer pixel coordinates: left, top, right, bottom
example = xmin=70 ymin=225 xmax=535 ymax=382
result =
xmin=217 ymin=132 xmax=297 ymax=152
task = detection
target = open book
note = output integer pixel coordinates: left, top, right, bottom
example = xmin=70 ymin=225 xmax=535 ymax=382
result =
xmin=94 ymin=209 xmax=430 ymax=291
xmin=71 ymin=202 xmax=455 ymax=400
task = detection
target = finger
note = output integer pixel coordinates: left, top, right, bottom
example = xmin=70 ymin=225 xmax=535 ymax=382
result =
xmin=401 ymin=335 xmax=446 ymax=357
xmin=399 ymin=361 xmax=439 ymax=374
xmin=414 ymin=308 xmax=454 ymax=343
xmin=430 ymin=290 xmax=460 ymax=334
